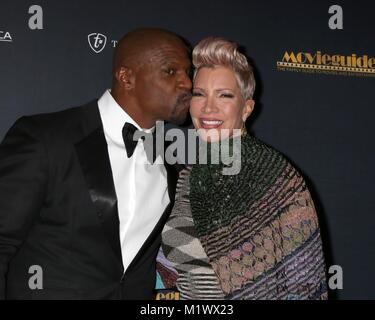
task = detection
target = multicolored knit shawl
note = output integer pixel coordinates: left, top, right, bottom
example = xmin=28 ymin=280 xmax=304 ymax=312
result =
xmin=188 ymin=133 xmax=328 ymax=299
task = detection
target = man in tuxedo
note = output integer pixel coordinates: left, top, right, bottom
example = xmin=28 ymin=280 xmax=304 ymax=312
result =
xmin=0 ymin=28 xmax=192 ymax=299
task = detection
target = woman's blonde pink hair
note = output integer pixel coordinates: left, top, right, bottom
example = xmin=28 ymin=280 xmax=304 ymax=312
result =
xmin=192 ymin=37 xmax=256 ymax=99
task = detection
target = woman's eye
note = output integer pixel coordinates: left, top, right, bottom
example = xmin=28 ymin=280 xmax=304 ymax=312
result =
xmin=192 ymin=92 xmax=203 ymax=97
xmin=220 ymin=93 xmax=234 ymax=98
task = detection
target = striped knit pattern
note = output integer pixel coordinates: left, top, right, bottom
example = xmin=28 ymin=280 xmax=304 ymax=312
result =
xmin=162 ymin=134 xmax=328 ymax=300
xmin=162 ymin=168 xmax=224 ymax=299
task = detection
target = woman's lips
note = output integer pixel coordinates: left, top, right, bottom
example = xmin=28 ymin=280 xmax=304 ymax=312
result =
xmin=199 ymin=118 xmax=224 ymax=129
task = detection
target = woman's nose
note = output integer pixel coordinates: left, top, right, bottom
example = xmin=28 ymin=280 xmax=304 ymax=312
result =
xmin=202 ymin=96 xmax=218 ymax=114
xmin=202 ymin=101 xmax=217 ymax=114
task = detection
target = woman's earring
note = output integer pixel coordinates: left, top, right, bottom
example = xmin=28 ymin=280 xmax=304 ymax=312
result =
xmin=241 ymin=121 xmax=247 ymax=137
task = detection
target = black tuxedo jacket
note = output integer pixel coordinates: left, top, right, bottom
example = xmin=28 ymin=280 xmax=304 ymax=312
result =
xmin=0 ymin=100 xmax=179 ymax=299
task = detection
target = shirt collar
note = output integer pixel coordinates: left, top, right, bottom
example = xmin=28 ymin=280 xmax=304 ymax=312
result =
xmin=98 ymin=89 xmax=155 ymax=146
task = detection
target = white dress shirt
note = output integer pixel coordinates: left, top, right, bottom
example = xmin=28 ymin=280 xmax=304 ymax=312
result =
xmin=97 ymin=90 xmax=170 ymax=273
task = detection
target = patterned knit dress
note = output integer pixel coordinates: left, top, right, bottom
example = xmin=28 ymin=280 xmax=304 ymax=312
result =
xmin=161 ymin=134 xmax=328 ymax=300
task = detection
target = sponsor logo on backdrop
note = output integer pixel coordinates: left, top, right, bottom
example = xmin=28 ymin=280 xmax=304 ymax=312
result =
xmin=88 ymin=33 xmax=107 ymax=53
xmin=277 ymin=50 xmax=375 ymax=77
xmin=154 ymin=289 xmax=180 ymax=300
xmin=0 ymin=30 xmax=13 ymax=43
xmin=87 ymin=33 xmax=118 ymax=53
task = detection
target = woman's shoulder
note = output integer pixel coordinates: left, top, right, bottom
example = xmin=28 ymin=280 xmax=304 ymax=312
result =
xmin=245 ymin=134 xmax=289 ymax=162
xmin=243 ymin=137 xmax=321 ymax=233
xmin=243 ymin=134 xmax=304 ymax=180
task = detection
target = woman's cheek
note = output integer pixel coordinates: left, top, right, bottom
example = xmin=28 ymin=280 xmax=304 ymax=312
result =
xmin=189 ymin=106 xmax=200 ymax=128
xmin=189 ymin=100 xmax=200 ymax=116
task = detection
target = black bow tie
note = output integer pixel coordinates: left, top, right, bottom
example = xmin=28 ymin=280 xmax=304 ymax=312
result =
xmin=122 ymin=122 xmax=158 ymax=163
xmin=122 ymin=122 xmax=139 ymax=158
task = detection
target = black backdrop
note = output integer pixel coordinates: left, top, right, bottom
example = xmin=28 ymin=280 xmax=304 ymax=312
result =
xmin=1 ymin=0 xmax=374 ymax=299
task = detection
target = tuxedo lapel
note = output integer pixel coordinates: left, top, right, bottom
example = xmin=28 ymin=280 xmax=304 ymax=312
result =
xmin=74 ymin=103 xmax=123 ymax=267
xmin=75 ymin=108 xmax=183 ymax=274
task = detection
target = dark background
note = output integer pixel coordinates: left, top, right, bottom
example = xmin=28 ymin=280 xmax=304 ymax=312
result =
xmin=1 ymin=0 xmax=374 ymax=299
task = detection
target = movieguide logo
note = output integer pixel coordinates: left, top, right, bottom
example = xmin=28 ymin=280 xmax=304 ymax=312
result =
xmin=277 ymin=50 xmax=375 ymax=77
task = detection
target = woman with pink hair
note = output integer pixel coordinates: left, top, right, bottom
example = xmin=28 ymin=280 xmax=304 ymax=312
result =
xmin=161 ymin=37 xmax=328 ymax=300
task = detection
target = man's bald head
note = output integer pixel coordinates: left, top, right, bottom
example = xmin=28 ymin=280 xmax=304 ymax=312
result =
xmin=110 ymin=28 xmax=192 ymax=129
xmin=112 ymin=28 xmax=189 ymax=74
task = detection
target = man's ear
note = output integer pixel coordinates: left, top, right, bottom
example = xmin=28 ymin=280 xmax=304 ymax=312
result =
xmin=242 ymin=99 xmax=255 ymax=122
xmin=114 ymin=66 xmax=134 ymax=90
